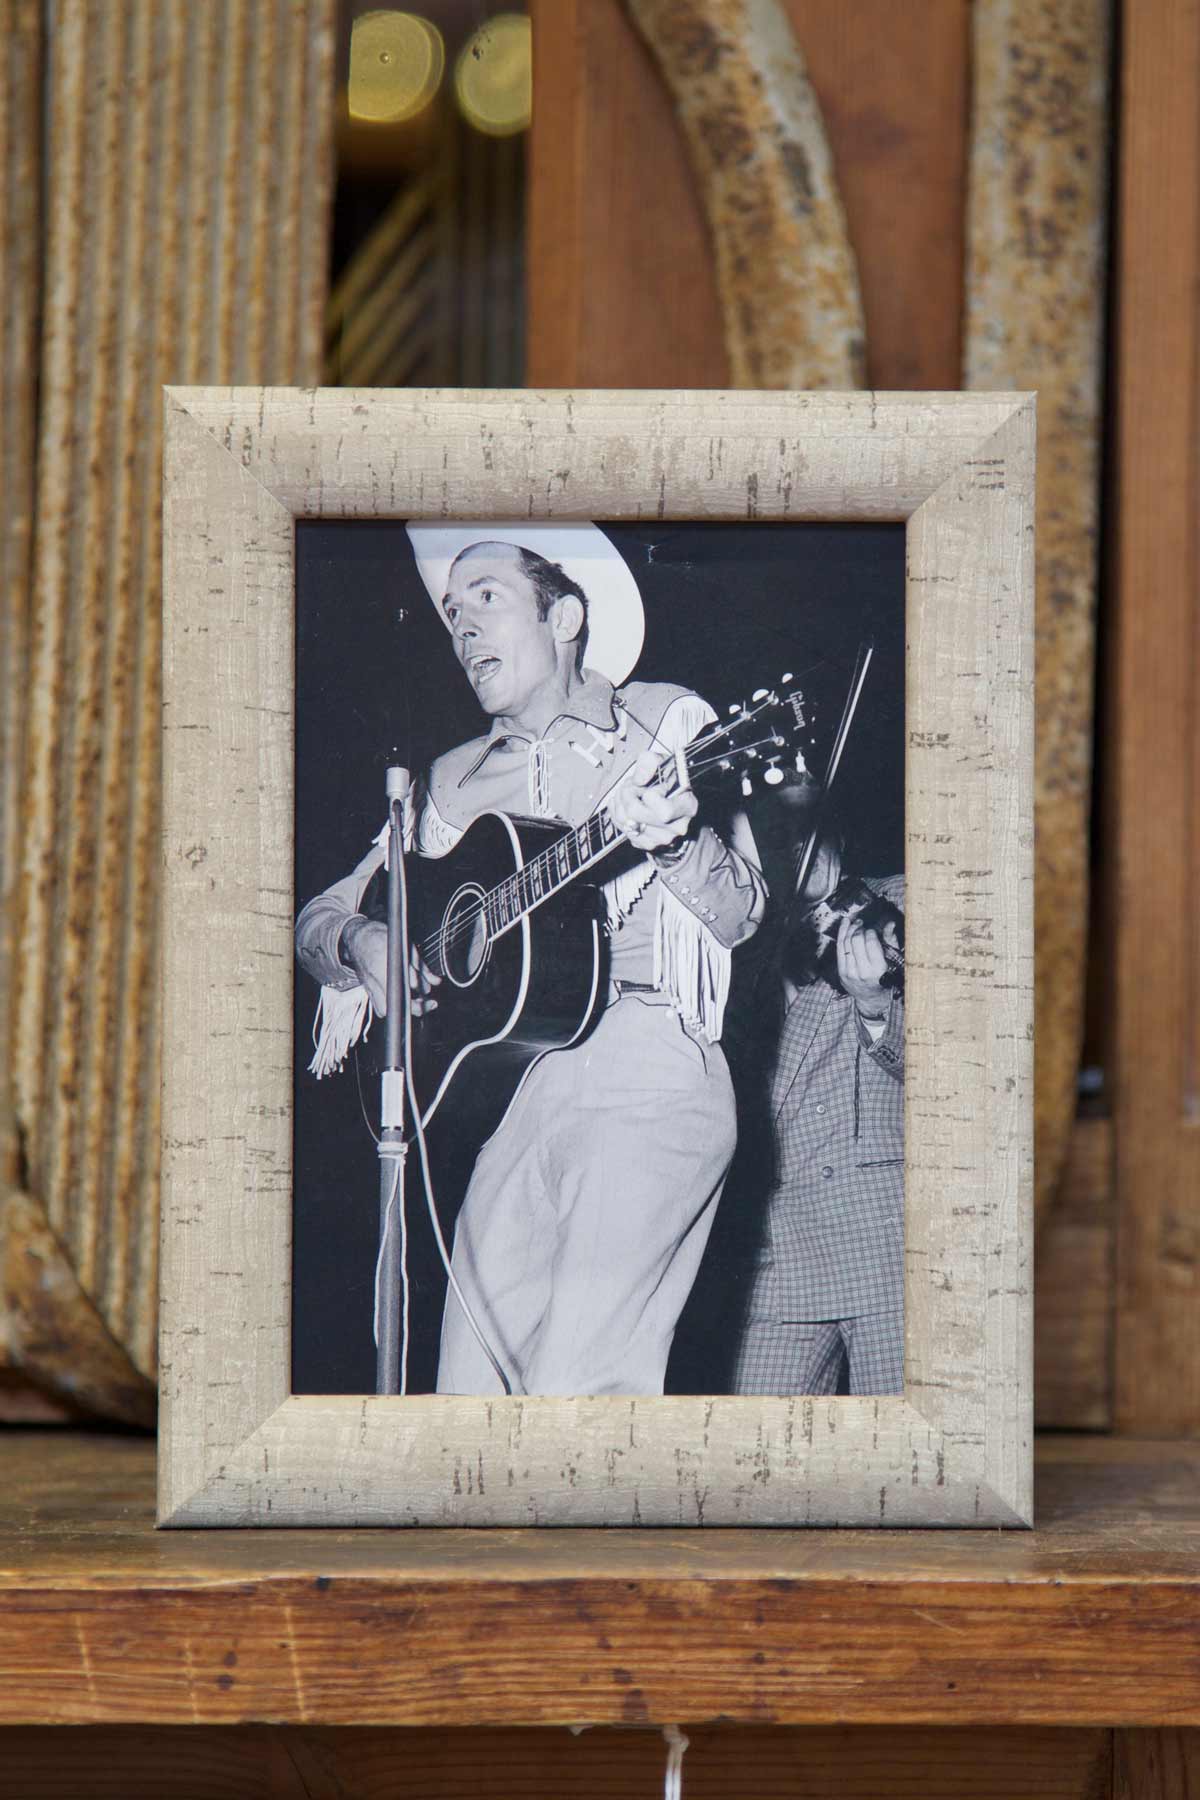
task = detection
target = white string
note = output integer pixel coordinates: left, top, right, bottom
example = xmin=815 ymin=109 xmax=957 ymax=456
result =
xmin=662 ymin=1725 xmax=689 ymax=1800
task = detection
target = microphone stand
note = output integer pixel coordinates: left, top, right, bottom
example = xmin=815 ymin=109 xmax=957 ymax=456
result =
xmin=375 ymin=763 xmax=410 ymax=1396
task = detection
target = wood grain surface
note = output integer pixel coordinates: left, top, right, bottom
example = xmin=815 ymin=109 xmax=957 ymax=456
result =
xmin=964 ymin=0 xmax=1113 ymax=1229
xmin=527 ymin=0 xmax=969 ymax=391
xmin=0 ymin=1435 xmax=1198 ymax=1728
xmin=1112 ymin=0 xmax=1200 ymax=1434
xmin=1034 ymin=1115 xmax=1113 ymax=1429
xmin=2 ymin=0 xmax=336 ymax=1426
xmin=159 ymin=387 xmax=1032 ymax=1529
xmin=528 ymin=0 xmax=731 ymax=388
xmin=0 ymin=1723 xmax=1115 ymax=1798
xmin=1115 ymin=1731 xmax=1200 ymax=1800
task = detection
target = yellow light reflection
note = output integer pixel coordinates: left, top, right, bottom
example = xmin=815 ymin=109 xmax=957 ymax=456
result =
xmin=454 ymin=13 xmax=532 ymax=138
xmin=348 ymin=10 xmax=445 ymax=124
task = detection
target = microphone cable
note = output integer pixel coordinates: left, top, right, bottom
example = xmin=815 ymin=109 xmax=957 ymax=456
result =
xmin=391 ymin=800 xmax=515 ymax=1397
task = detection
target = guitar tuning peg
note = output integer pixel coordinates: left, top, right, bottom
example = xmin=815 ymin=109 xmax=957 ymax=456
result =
xmin=728 ymin=703 xmax=740 ymax=716
xmin=741 ymin=773 xmax=753 ymax=798
xmin=781 ymin=672 xmax=793 ymax=684
xmin=752 ymin=688 xmax=768 ymax=702
xmin=764 ymin=763 xmax=784 ymax=786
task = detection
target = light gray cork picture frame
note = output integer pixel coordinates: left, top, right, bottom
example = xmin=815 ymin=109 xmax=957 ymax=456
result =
xmin=159 ymin=386 xmax=1033 ymax=1528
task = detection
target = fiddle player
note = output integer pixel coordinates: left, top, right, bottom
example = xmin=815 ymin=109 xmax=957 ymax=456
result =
xmin=732 ymin=828 xmax=905 ymax=1397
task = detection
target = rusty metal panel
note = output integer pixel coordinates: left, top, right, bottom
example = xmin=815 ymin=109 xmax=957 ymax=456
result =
xmin=964 ymin=0 xmax=1112 ymax=1225
xmin=625 ymin=0 xmax=864 ymax=387
xmin=1 ymin=1 xmax=40 ymax=1181
xmin=7 ymin=0 xmax=336 ymax=1410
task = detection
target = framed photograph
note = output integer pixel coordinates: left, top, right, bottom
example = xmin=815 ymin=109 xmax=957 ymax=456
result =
xmin=159 ymin=387 xmax=1033 ymax=1527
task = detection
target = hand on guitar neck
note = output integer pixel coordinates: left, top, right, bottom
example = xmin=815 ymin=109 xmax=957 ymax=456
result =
xmin=339 ymin=916 xmax=441 ymax=1018
xmin=608 ymin=750 xmax=698 ymax=855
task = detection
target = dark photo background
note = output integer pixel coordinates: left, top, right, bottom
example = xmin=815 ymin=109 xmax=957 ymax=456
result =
xmin=293 ymin=519 xmax=905 ymax=1394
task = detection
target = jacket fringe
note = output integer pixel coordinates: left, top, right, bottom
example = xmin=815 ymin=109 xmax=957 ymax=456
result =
xmin=603 ymin=855 xmax=657 ymax=930
xmin=309 ymin=799 xmax=461 ymax=1079
xmin=309 ymin=981 xmax=375 ymax=1079
xmin=654 ymin=884 xmax=731 ymax=1045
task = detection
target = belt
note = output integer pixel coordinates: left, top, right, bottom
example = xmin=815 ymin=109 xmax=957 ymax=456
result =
xmin=611 ymin=979 xmax=660 ymax=996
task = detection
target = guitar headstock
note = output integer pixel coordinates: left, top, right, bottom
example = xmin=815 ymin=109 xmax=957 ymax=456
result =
xmin=685 ymin=677 xmax=821 ymax=797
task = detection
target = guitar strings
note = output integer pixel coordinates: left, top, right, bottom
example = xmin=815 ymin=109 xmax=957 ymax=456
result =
xmin=416 ymin=748 xmax=684 ymax=967
xmin=415 ymin=733 xmax=688 ymax=967
xmin=414 ymin=690 xmax=799 ymax=967
xmin=413 ymin=709 xmax=798 ymax=979
xmin=416 ymin=725 xmax=792 ymax=971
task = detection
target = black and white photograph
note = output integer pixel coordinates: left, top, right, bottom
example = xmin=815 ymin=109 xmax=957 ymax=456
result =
xmin=292 ymin=517 xmax=906 ymax=1402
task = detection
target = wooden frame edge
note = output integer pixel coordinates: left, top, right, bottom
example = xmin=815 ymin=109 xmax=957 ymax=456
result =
xmin=157 ymin=388 xmax=1034 ymax=1528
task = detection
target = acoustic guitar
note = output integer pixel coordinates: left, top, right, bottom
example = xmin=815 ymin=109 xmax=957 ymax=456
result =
xmin=362 ymin=682 xmax=817 ymax=1146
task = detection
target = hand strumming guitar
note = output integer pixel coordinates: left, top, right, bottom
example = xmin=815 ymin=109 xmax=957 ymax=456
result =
xmin=339 ymin=916 xmax=441 ymax=1017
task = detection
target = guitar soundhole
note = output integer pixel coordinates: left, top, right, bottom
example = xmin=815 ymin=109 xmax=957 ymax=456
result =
xmin=440 ymin=883 xmax=490 ymax=987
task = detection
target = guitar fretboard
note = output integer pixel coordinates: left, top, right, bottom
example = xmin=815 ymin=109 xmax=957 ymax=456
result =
xmin=482 ymin=801 xmax=628 ymax=938
xmin=420 ymin=681 xmax=803 ymax=961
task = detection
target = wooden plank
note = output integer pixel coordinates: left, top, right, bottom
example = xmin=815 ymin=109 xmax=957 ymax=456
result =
xmin=526 ymin=0 xmax=968 ymax=389
xmin=1112 ymin=0 xmax=1200 ymax=1432
xmin=5 ymin=0 xmax=336 ymax=1417
xmin=1115 ymin=1732 xmax=1200 ymax=1799
xmin=0 ymin=1435 xmax=1198 ymax=1726
xmin=527 ymin=0 xmax=729 ymax=387
xmin=0 ymin=1724 xmax=1113 ymax=1799
xmin=784 ymin=0 xmax=969 ymax=390
xmin=1034 ymin=1115 xmax=1114 ymax=1429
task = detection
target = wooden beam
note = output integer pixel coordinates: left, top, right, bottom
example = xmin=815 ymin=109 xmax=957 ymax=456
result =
xmin=1115 ymin=1731 xmax=1200 ymax=1800
xmin=528 ymin=0 xmax=729 ymax=387
xmin=1035 ymin=1115 xmax=1114 ymax=1429
xmin=0 ymin=1724 xmax=1114 ymax=1798
xmin=785 ymin=0 xmax=968 ymax=390
xmin=1112 ymin=0 xmax=1200 ymax=1433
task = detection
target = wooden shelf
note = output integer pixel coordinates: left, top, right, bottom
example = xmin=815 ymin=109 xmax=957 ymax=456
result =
xmin=1 ymin=1432 xmax=1199 ymax=1728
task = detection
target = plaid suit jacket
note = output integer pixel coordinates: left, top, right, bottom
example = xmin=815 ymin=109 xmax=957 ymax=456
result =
xmin=750 ymin=876 xmax=905 ymax=1323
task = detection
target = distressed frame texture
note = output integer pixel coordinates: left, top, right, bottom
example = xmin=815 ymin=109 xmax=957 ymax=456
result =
xmin=159 ymin=387 xmax=1034 ymax=1528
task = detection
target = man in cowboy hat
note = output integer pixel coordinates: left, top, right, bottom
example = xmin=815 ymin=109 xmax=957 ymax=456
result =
xmin=295 ymin=522 xmax=765 ymax=1397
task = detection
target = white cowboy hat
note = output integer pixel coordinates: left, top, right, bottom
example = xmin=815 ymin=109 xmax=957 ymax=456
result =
xmin=405 ymin=521 xmax=645 ymax=688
